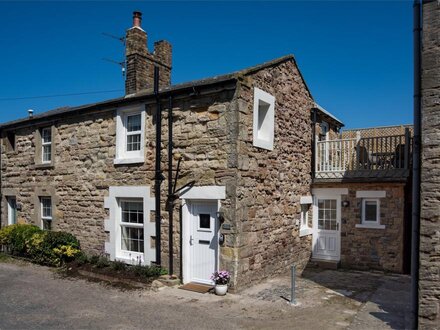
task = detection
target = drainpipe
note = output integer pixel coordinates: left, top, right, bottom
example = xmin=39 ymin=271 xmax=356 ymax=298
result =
xmin=410 ymin=0 xmax=421 ymax=328
xmin=311 ymin=108 xmax=317 ymax=180
xmin=167 ymin=95 xmax=174 ymax=276
xmin=154 ymin=66 xmax=162 ymax=266
xmin=0 ymin=130 xmax=2 ymax=229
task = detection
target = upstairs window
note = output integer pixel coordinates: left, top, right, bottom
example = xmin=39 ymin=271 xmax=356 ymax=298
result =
xmin=126 ymin=114 xmax=142 ymax=152
xmin=115 ymin=107 xmax=145 ymax=165
xmin=40 ymin=197 xmax=52 ymax=230
xmin=41 ymin=127 xmax=52 ymax=163
xmin=253 ymin=87 xmax=275 ymax=150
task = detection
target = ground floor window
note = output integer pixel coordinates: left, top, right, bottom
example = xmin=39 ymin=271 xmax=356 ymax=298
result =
xmin=119 ymin=199 xmax=144 ymax=253
xmin=40 ymin=197 xmax=52 ymax=230
xmin=361 ymin=198 xmax=380 ymax=225
xmin=7 ymin=197 xmax=17 ymax=225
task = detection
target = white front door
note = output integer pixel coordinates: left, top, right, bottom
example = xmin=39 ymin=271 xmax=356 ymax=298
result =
xmin=187 ymin=201 xmax=218 ymax=284
xmin=312 ymin=195 xmax=341 ymax=261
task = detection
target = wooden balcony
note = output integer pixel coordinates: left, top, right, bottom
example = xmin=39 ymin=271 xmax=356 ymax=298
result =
xmin=314 ymin=131 xmax=412 ymax=181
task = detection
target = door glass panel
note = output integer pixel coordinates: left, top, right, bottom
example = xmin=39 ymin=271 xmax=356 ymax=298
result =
xmin=318 ymin=199 xmax=337 ymax=230
xmin=199 ymin=214 xmax=211 ymax=229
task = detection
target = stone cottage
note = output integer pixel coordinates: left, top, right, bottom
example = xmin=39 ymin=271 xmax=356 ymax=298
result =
xmin=0 ymin=11 xmax=411 ymax=290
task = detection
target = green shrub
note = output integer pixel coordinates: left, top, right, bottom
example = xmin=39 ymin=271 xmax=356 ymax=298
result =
xmin=89 ymin=255 xmax=100 ymax=265
xmin=130 ymin=264 xmax=167 ymax=278
xmin=27 ymin=230 xmax=81 ymax=266
xmin=0 ymin=224 xmax=42 ymax=256
xmin=0 ymin=224 xmax=81 ymax=267
xmin=75 ymin=252 xmax=89 ymax=265
xmin=110 ymin=260 xmax=127 ymax=272
xmin=95 ymin=256 xmax=110 ymax=269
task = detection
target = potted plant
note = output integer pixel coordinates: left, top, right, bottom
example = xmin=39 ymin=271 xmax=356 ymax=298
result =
xmin=211 ymin=270 xmax=230 ymax=296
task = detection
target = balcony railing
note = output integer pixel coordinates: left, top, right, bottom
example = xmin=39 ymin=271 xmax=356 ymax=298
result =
xmin=315 ymin=131 xmax=412 ymax=180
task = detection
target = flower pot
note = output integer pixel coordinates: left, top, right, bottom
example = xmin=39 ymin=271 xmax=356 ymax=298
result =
xmin=215 ymin=284 xmax=228 ymax=296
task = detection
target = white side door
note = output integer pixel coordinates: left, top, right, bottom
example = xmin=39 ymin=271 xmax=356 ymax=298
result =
xmin=312 ymin=195 xmax=341 ymax=261
xmin=188 ymin=201 xmax=218 ymax=284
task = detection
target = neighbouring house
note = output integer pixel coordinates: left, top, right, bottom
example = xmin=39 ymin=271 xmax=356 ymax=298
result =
xmin=419 ymin=0 xmax=440 ymax=327
xmin=0 ymin=11 xmax=412 ymax=290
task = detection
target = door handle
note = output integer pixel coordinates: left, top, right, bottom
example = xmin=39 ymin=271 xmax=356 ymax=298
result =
xmin=336 ymin=222 xmax=339 ymax=231
xmin=190 ymin=235 xmax=194 ymax=245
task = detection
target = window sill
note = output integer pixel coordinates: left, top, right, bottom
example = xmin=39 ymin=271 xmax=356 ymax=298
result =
xmin=113 ymin=157 xmax=144 ymax=165
xmin=253 ymin=138 xmax=274 ymax=151
xmin=300 ymin=227 xmax=313 ymax=237
xmin=355 ymin=224 xmax=386 ymax=229
xmin=35 ymin=163 xmax=54 ymax=169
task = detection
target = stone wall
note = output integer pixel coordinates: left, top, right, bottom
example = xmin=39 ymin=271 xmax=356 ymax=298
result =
xmin=233 ymin=60 xmax=315 ymax=289
xmin=0 ymin=86 xmax=237 ymax=271
xmin=0 ymin=57 xmax=315 ymax=291
xmin=313 ymin=182 xmax=407 ymax=273
xmin=419 ymin=1 xmax=440 ymax=327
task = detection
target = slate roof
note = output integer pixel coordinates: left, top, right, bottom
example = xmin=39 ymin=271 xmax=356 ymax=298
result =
xmin=0 ymin=55 xmax=341 ymax=130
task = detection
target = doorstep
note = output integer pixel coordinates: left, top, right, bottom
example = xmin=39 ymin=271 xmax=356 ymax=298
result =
xmin=310 ymin=258 xmax=340 ymax=270
xmin=157 ymin=275 xmax=181 ymax=287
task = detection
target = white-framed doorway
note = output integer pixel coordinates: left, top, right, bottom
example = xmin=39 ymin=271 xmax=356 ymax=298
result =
xmin=312 ymin=188 xmax=347 ymax=261
xmin=183 ymin=200 xmax=219 ymax=284
xmin=180 ymin=186 xmax=225 ymax=285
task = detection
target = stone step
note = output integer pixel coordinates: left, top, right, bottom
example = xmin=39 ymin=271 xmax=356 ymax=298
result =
xmin=310 ymin=259 xmax=340 ymax=270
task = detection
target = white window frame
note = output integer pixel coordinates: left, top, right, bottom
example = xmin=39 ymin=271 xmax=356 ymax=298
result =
xmin=299 ymin=204 xmax=313 ymax=237
xmin=114 ymin=106 xmax=145 ymax=165
xmin=7 ymin=196 xmax=17 ymax=225
xmin=299 ymin=196 xmax=313 ymax=237
xmin=40 ymin=197 xmax=52 ymax=230
xmin=253 ymin=87 xmax=275 ymax=150
xmin=361 ymin=198 xmax=380 ymax=223
xmin=41 ymin=127 xmax=52 ymax=164
xmin=118 ymin=198 xmax=145 ymax=258
xmin=355 ymin=190 xmax=386 ymax=229
xmin=104 ymin=186 xmax=156 ymax=265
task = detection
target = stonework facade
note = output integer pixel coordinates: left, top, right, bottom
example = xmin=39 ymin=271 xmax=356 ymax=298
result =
xmin=419 ymin=1 xmax=440 ymax=327
xmin=313 ymin=182 xmax=407 ymax=273
xmin=0 ymin=55 xmax=315 ymax=291
xmin=0 ymin=11 xmax=411 ymax=293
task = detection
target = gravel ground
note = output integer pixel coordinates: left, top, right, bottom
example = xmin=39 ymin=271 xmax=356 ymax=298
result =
xmin=0 ymin=259 xmax=411 ymax=330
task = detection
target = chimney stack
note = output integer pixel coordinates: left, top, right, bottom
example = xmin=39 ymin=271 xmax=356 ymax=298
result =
xmin=132 ymin=11 xmax=142 ymax=28
xmin=125 ymin=11 xmax=172 ymax=95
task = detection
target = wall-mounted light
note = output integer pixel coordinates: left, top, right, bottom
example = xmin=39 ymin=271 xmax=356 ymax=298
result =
xmin=342 ymin=200 xmax=350 ymax=208
xmin=216 ymin=211 xmax=225 ymax=223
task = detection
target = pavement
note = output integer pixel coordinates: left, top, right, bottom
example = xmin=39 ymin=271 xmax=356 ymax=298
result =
xmin=0 ymin=258 xmax=411 ymax=330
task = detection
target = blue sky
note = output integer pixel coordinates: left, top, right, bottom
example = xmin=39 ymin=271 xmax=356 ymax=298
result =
xmin=0 ymin=1 xmax=413 ymax=129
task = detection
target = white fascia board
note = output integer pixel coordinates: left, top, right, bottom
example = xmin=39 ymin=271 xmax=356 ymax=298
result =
xmin=356 ymin=191 xmax=386 ymax=198
xmin=179 ymin=186 xmax=226 ymax=200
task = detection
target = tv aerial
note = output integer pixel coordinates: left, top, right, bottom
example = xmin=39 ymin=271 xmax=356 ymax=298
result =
xmin=102 ymin=58 xmax=126 ymax=77
xmin=101 ymin=31 xmax=126 ymax=77
xmin=101 ymin=32 xmax=125 ymax=45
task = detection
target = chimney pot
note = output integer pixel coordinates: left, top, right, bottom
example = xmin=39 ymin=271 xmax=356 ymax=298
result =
xmin=133 ymin=11 xmax=142 ymax=28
